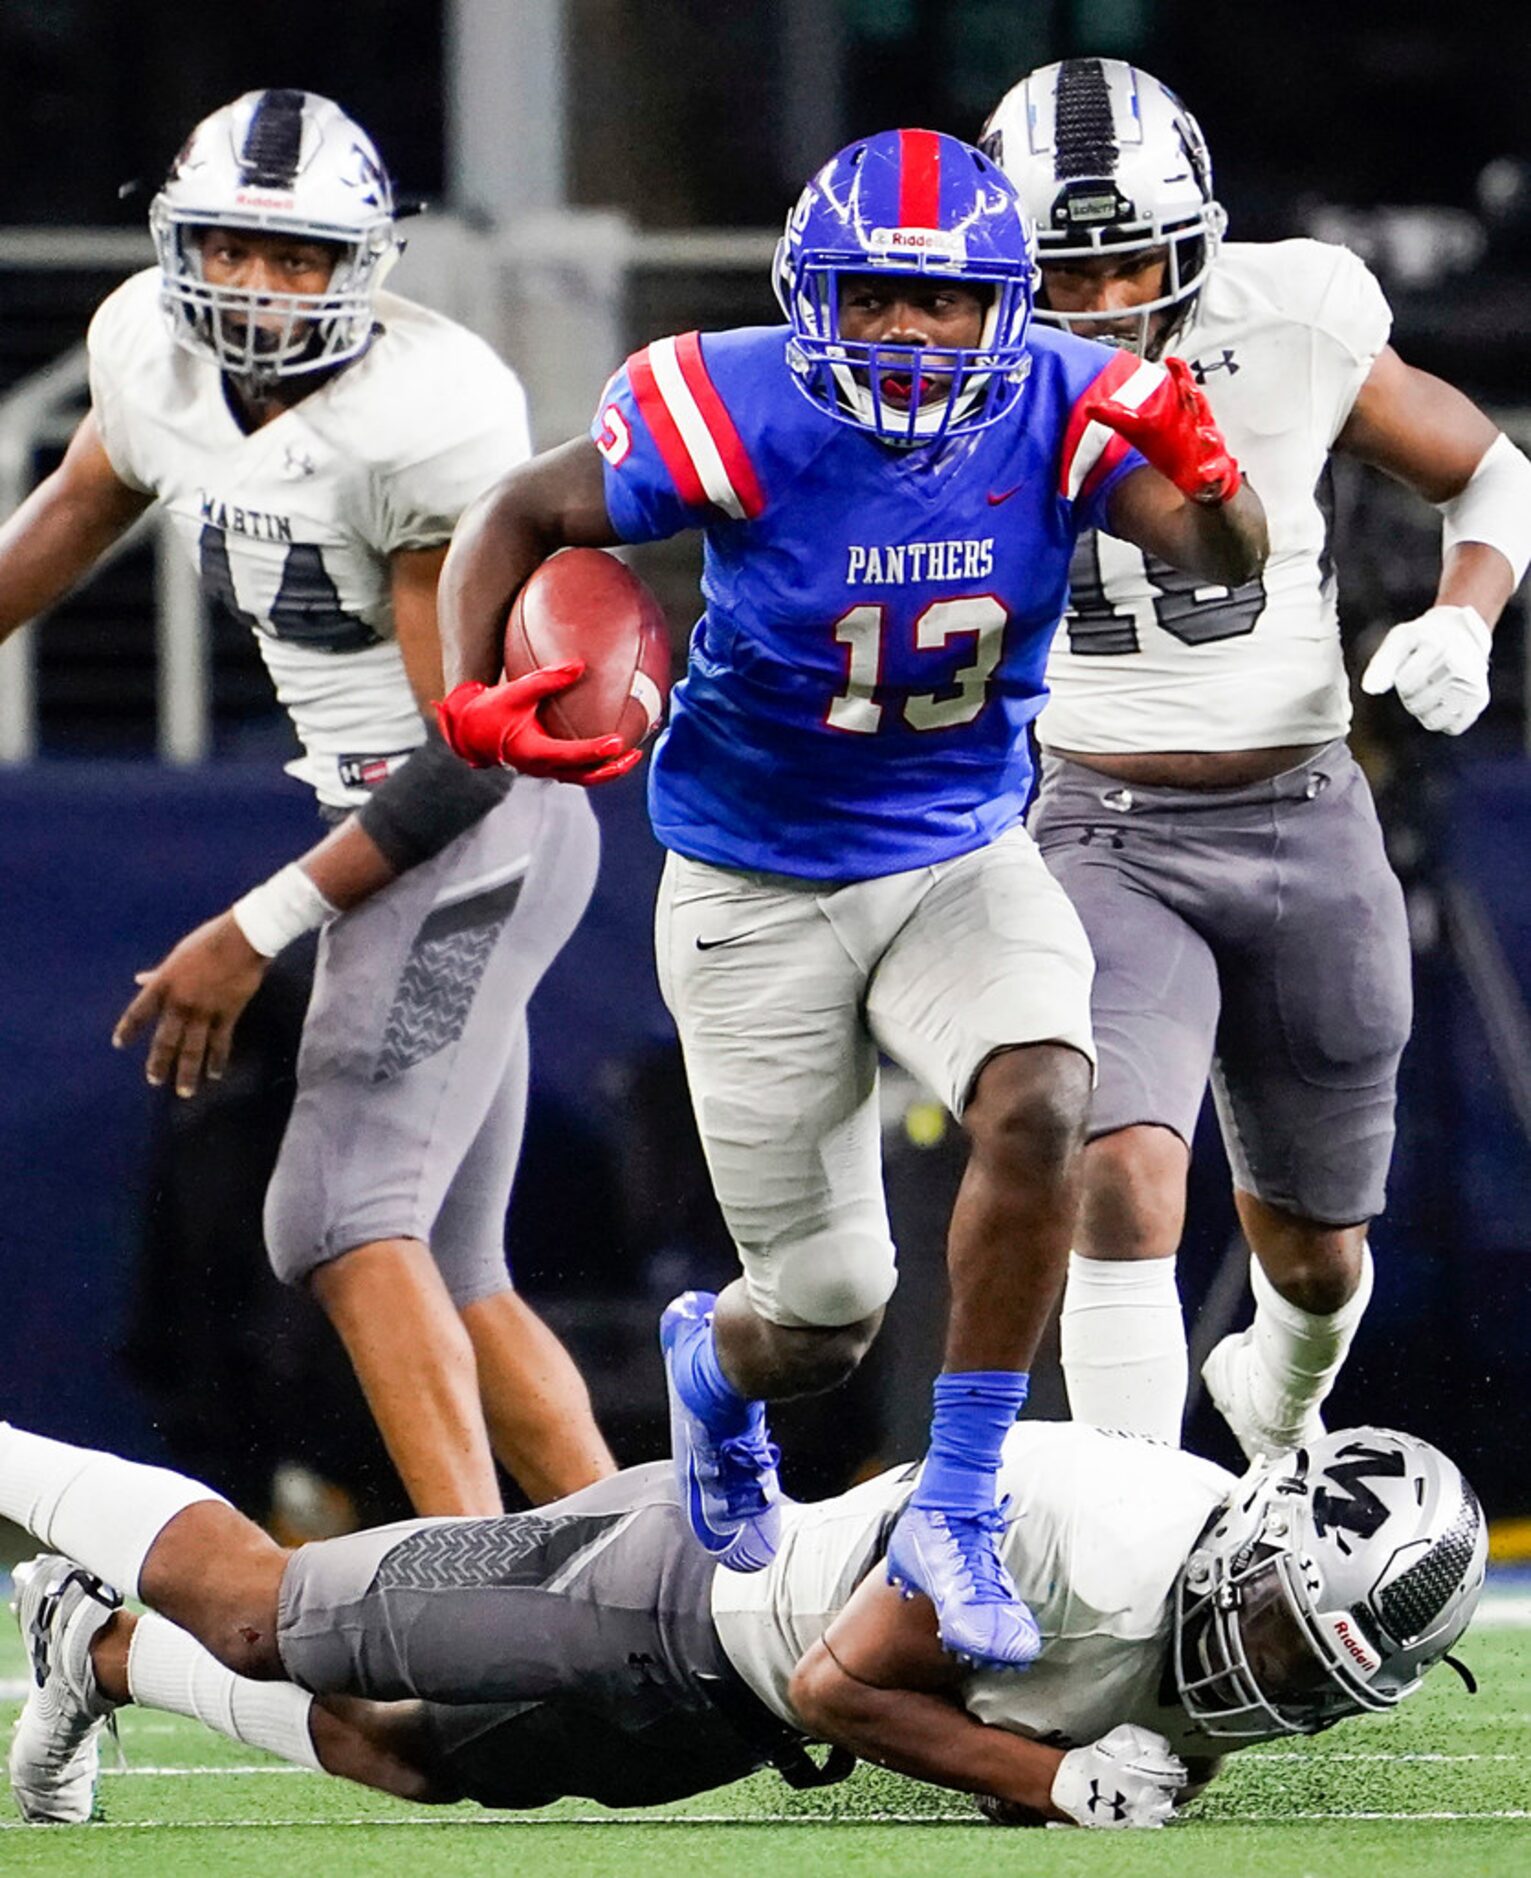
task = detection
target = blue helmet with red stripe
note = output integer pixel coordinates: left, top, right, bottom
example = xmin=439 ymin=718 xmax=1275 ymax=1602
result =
xmin=773 ymin=128 xmax=1037 ymax=447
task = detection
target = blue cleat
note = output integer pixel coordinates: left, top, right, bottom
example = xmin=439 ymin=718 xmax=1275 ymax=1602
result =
xmin=660 ymin=1290 xmax=782 ymax=1574
xmin=885 ymin=1499 xmax=1042 ymax=1670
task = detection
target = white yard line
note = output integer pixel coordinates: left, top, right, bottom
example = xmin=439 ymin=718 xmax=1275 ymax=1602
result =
xmin=76 ymin=1748 xmax=1530 ymax=1776
xmin=4 ymin=1809 xmax=1531 ymax=1830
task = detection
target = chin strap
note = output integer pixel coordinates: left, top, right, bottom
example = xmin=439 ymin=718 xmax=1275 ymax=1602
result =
xmin=1443 ymin=1654 xmax=1478 ymax=1695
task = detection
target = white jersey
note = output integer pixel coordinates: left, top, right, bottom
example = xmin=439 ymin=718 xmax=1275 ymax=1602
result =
xmin=1039 ymin=240 xmax=1392 ymax=754
xmin=711 ymin=1421 xmax=1235 ymax=1758
xmin=88 ymin=269 xmax=531 ymax=808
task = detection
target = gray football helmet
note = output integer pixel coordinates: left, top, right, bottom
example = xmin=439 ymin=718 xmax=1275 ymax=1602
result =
xmin=150 ymin=88 xmax=399 ymax=387
xmin=1174 ymin=1428 xmax=1486 ymax=1740
xmin=981 ymin=57 xmax=1225 ymax=355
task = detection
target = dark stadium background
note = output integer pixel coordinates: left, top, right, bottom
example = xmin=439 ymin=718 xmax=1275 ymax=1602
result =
xmin=1 ymin=1 xmax=1528 ymax=1533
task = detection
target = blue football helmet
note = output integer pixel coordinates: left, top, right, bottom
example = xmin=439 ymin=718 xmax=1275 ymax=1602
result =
xmin=773 ymin=129 xmax=1037 ymax=447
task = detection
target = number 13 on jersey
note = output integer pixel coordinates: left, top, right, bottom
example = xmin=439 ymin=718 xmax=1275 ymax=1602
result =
xmin=826 ymin=595 xmax=1008 ymax=734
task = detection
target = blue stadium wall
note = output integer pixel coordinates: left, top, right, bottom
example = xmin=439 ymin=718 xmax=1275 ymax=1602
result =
xmin=1 ymin=758 xmax=1528 ymax=1512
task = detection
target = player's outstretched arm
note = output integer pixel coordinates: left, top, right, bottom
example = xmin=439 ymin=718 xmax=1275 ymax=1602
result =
xmin=787 ymin=1572 xmax=1072 ymax=1820
xmin=1340 ymin=347 xmax=1531 ymax=734
xmin=0 ymin=411 xmax=152 ymax=639
xmin=790 ymin=1571 xmax=1190 ymax=1828
xmin=1092 ymin=355 xmax=1268 ymax=588
xmin=112 ymin=812 xmax=401 ymax=1096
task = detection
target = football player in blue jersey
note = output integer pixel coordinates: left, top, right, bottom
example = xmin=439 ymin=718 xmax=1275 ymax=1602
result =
xmin=432 ymin=130 xmax=1267 ymax=1672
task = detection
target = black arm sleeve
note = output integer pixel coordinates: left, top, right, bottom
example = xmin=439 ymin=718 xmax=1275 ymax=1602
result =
xmin=354 ymin=726 xmax=515 ymax=873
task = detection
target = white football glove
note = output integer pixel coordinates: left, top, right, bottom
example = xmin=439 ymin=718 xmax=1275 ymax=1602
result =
xmin=1050 ymin=1723 xmax=1188 ymax=1829
xmin=1360 ymin=604 xmax=1492 ymax=736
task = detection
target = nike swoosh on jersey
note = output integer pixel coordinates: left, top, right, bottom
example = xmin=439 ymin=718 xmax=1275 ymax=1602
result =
xmin=987 ymin=484 xmax=1022 ymax=506
xmin=695 ymin=932 xmax=758 ymax=951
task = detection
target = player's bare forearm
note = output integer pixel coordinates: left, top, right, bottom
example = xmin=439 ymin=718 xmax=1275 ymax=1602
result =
xmin=299 ymin=815 xmax=400 ymax=911
xmin=1337 ymin=348 xmax=1520 ymax=629
xmin=789 ymin=1636 xmax=1067 ymax=1818
xmin=0 ymin=411 xmax=150 ymax=636
xmin=438 ymin=437 xmax=621 ymax=688
xmin=1107 ymin=465 xmax=1268 ymax=588
xmin=390 ymin=543 xmax=450 ymax=713
xmin=1435 ymin=539 xmax=1515 ymax=630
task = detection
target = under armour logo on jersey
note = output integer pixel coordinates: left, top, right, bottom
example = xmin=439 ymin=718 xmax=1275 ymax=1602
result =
xmin=1189 ymin=350 xmax=1239 ymax=384
xmin=1087 ymin=1780 xmax=1129 ymax=1822
xmin=282 ymin=442 xmax=318 ymax=478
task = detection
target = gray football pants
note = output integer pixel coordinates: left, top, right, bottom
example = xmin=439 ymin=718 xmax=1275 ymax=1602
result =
xmin=276 ymin=1463 xmax=778 ymax=1808
xmin=1032 ymin=741 xmax=1412 ymax=1225
xmin=264 ymin=779 xmax=598 ymax=1304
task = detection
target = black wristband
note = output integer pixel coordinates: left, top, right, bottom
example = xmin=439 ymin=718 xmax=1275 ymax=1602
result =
xmin=355 ymin=727 xmax=514 ymax=872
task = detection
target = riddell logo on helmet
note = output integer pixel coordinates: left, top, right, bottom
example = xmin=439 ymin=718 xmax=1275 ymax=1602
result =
xmin=1324 ymin=1614 xmax=1381 ymax=1676
xmin=235 ymin=189 xmax=298 ymax=210
xmin=868 ymin=226 xmax=967 ymax=263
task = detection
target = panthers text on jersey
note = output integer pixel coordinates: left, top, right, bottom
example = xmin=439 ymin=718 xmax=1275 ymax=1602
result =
xmin=592 ymin=323 xmax=1151 ymax=878
xmin=88 ymin=269 xmax=532 ymax=809
xmin=1041 ymin=240 xmax=1392 ymax=754
xmin=711 ymin=1421 xmax=1234 ymax=1758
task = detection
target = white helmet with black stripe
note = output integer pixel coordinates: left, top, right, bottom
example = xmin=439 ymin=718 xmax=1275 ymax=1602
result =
xmin=981 ymin=57 xmax=1225 ymax=356
xmin=150 ymin=88 xmax=400 ymax=388
xmin=1174 ymin=1428 xmax=1487 ymax=1741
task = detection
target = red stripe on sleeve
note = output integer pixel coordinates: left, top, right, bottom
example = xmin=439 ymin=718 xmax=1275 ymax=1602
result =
xmin=627 ymin=346 xmax=708 ymax=509
xmin=898 ymin=128 xmax=942 ymax=228
xmin=1057 ymin=348 xmax=1141 ymax=497
xmin=672 ymin=332 xmax=767 ymax=520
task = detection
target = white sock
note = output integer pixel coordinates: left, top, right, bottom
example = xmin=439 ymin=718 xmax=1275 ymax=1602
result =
xmin=1059 ymin=1252 xmax=1188 ymax=1446
xmin=127 ymin=1613 xmax=321 ymax=1772
xmin=1248 ymin=1244 xmax=1375 ymax=1427
xmin=0 ymin=1425 xmax=227 ymax=1599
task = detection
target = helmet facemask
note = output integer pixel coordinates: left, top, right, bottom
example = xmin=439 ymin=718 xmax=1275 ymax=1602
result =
xmin=1030 ymin=200 xmax=1226 ymax=358
xmin=775 ymin=243 xmax=1033 ymax=448
xmin=149 ymin=89 xmax=400 ymax=392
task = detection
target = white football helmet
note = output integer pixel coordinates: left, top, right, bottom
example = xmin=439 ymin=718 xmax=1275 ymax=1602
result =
xmin=981 ymin=57 xmax=1225 ymax=355
xmin=1174 ymin=1428 xmax=1486 ymax=1740
xmin=149 ymin=88 xmax=399 ymax=387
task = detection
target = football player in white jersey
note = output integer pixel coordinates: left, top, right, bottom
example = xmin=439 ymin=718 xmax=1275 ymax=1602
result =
xmin=0 ymin=91 xmax=623 ymax=1521
xmin=981 ymin=58 xmax=1531 ymax=1456
xmin=0 ymin=1409 xmax=1485 ymax=1827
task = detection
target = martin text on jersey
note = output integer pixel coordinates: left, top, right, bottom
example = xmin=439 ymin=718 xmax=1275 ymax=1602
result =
xmin=199 ymin=491 xmax=296 ymax=544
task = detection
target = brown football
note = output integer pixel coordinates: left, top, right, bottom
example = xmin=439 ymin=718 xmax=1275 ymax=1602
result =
xmin=503 ymin=548 xmax=671 ymax=752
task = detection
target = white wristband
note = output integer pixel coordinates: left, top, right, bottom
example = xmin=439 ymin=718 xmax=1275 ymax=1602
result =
xmin=230 ymin=863 xmax=338 ymax=959
xmin=1438 ymin=431 xmax=1531 ymax=590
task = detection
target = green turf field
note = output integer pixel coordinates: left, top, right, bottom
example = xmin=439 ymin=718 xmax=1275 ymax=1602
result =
xmin=1 ymin=1579 xmax=1526 ymax=1877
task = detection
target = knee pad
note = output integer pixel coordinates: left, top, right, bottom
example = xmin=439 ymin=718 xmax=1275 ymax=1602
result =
xmin=752 ymin=1228 xmax=898 ymax=1329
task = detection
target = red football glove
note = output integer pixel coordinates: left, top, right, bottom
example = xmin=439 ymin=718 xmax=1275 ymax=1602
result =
xmin=435 ymin=665 xmax=642 ymax=785
xmin=1086 ymin=355 xmax=1242 ymax=505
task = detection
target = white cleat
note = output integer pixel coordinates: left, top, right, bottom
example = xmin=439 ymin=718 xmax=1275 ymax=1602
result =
xmin=1202 ymin=1330 xmax=1325 ymax=1464
xmin=9 ymin=1554 xmax=122 ymax=1823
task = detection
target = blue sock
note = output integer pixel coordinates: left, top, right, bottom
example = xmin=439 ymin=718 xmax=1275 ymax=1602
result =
xmin=675 ymin=1314 xmax=754 ymax=1436
xmin=911 ymin=1370 xmax=1029 ymax=1516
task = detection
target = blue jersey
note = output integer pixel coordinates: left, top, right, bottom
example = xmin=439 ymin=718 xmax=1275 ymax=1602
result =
xmin=592 ymin=324 xmax=1151 ymax=879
